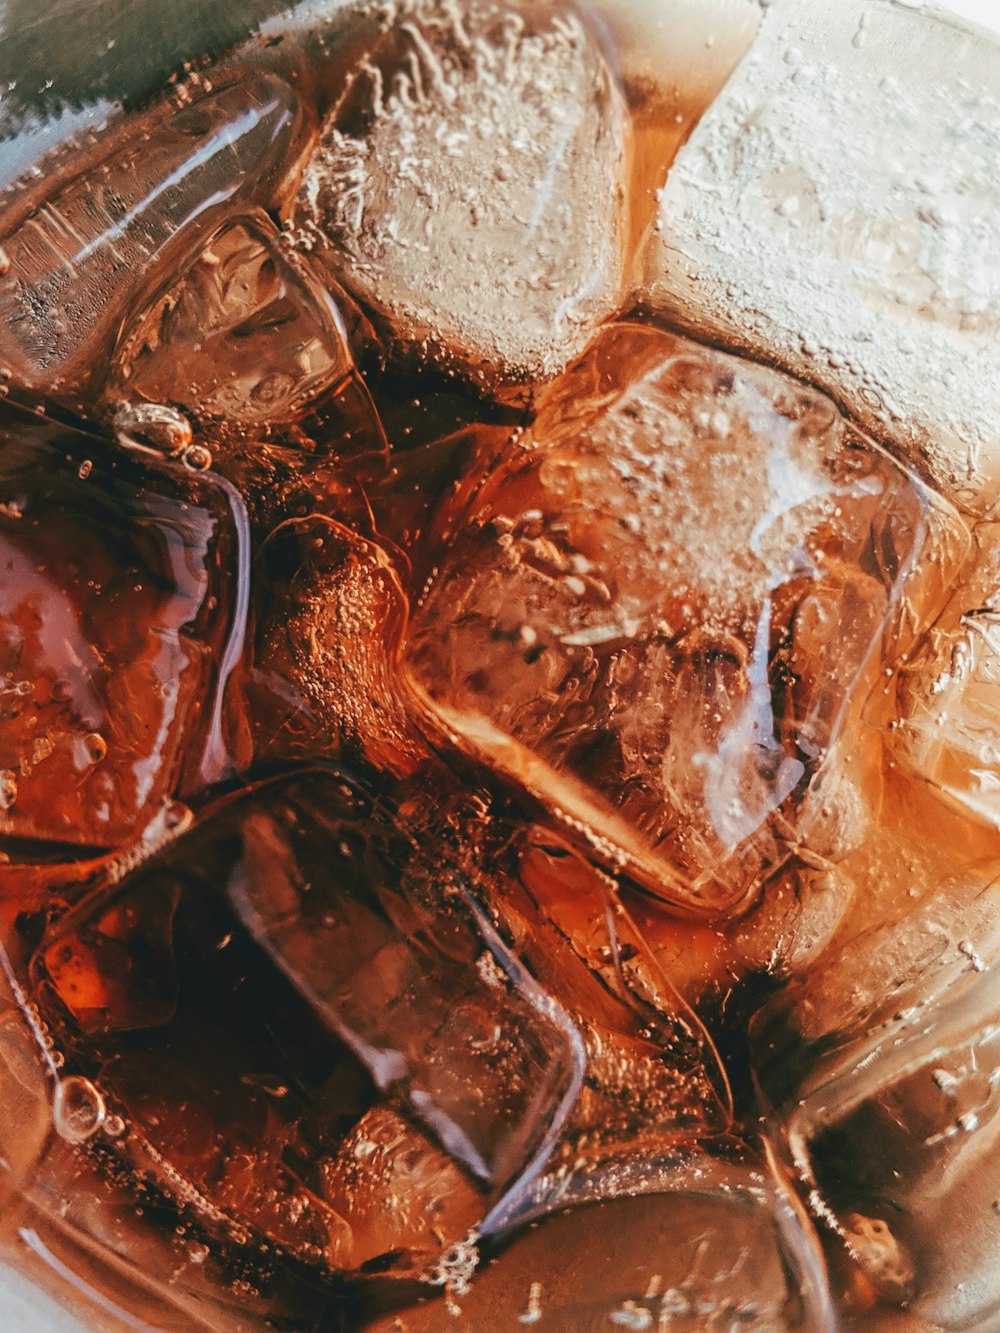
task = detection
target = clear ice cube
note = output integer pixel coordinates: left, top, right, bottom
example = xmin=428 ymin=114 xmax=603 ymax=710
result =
xmin=0 ymin=403 xmax=246 ymax=850
xmin=0 ymin=74 xmax=314 ymax=402
xmin=109 ymin=211 xmax=361 ymax=431
xmin=405 ymin=324 xmax=964 ymax=919
xmin=755 ymin=881 xmax=1000 ymax=1328
xmin=361 ymin=1153 xmax=831 ymax=1331
xmin=292 ymin=0 xmax=629 ymax=387
xmin=31 ymin=769 xmax=585 ymax=1276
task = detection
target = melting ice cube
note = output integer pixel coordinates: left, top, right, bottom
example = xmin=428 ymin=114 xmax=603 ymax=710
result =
xmin=32 ymin=769 xmax=584 ymax=1274
xmin=109 ymin=212 xmax=360 ymax=430
xmin=292 ymin=0 xmax=629 ymax=387
xmin=405 ymin=325 xmax=964 ymax=919
xmin=0 ymin=403 xmax=246 ymax=850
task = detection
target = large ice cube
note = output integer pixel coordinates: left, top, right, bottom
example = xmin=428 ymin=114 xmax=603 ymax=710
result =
xmin=0 ymin=74 xmax=314 ymax=403
xmin=405 ymin=325 xmax=966 ymax=920
xmin=362 ymin=1154 xmax=832 ymax=1331
xmin=640 ymin=0 xmax=1000 ymax=516
xmin=0 ymin=403 xmax=246 ymax=850
xmin=292 ymin=0 xmax=629 ymax=388
xmin=31 ymin=769 xmax=585 ymax=1277
xmin=754 ymin=872 xmax=1000 ymax=1328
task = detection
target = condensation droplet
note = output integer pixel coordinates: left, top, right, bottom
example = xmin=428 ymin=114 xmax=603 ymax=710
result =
xmin=0 ymin=769 xmax=17 ymax=811
xmin=78 ymin=459 xmax=93 ymax=480
xmin=0 ymin=247 xmax=10 ymax=277
xmin=52 ymin=1075 xmax=106 ymax=1143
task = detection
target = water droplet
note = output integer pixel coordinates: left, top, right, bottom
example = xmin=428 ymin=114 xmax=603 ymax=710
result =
xmin=52 ymin=1075 xmax=106 ymax=1143
xmin=78 ymin=459 xmax=93 ymax=480
xmin=0 ymin=247 xmax=10 ymax=277
xmin=0 ymin=769 xmax=17 ymax=811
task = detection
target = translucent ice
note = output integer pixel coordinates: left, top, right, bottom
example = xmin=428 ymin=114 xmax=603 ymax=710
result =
xmin=755 ymin=876 xmax=1000 ymax=1328
xmin=405 ymin=325 xmax=963 ymax=920
xmin=110 ymin=211 xmax=361 ymax=431
xmin=362 ymin=1154 xmax=832 ymax=1331
xmin=32 ymin=769 xmax=584 ymax=1275
xmin=0 ymin=74 xmax=314 ymax=402
xmin=0 ymin=402 xmax=246 ymax=849
xmin=292 ymin=0 xmax=629 ymax=387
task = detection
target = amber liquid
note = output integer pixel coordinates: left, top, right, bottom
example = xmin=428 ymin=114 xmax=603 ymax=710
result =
xmin=0 ymin=3 xmax=995 ymax=1332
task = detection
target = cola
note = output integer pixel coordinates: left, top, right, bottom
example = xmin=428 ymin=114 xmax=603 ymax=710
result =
xmin=0 ymin=1 xmax=997 ymax=1329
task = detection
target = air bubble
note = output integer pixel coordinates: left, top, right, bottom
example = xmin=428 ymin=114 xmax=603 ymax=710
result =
xmin=181 ymin=443 xmax=213 ymax=471
xmin=84 ymin=733 xmax=108 ymax=764
xmin=113 ymin=401 xmax=193 ymax=458
xmin=52 ymin=1075 xmax=106 ymax=1143
xmin=102 ymin=1113 xmax=126 ymax=1139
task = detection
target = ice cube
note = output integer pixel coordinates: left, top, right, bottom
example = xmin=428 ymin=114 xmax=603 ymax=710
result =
xmin=108 ymin=211 xmax=361 ymax=431
xmin=361 ymin=1153 xmax=832 ymax=1331
xmin=0 ymin=963 xmax=50 ymax=1211
xmin=292 ymin=0 xmax=628 ymax=388
xmin=755 ymin=900 xmax=1000 ymax=1328
xmin=31 ymin=768 xmax=585 ymax=1277
xmin=0 ymin=74 xmax=315 ymax=403
xmin=404 ymin=324 xmax=966 ymax=920
xmin=893 ymin=525 xmax=1000 ymax=830
xmin=0 ymin=402 xmax=246 ymax=849
xmin=639 ymin=0 xmax=1000 ymax=516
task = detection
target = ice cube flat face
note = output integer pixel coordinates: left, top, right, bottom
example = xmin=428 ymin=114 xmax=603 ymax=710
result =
xmin=405 ymin=324 xmax=955 ymax=919
xmin=110 ymin=213 xmax=357 ymax=429
xmin=0 ymin=76 xmax=315 ymax=403
xmin=0 ymin=404 xmax=243 ymax=850
xmin=31 ymin=770 xmax=584 ymax=1275
xmin=292 ymin=0 xmax=629 ymax=387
